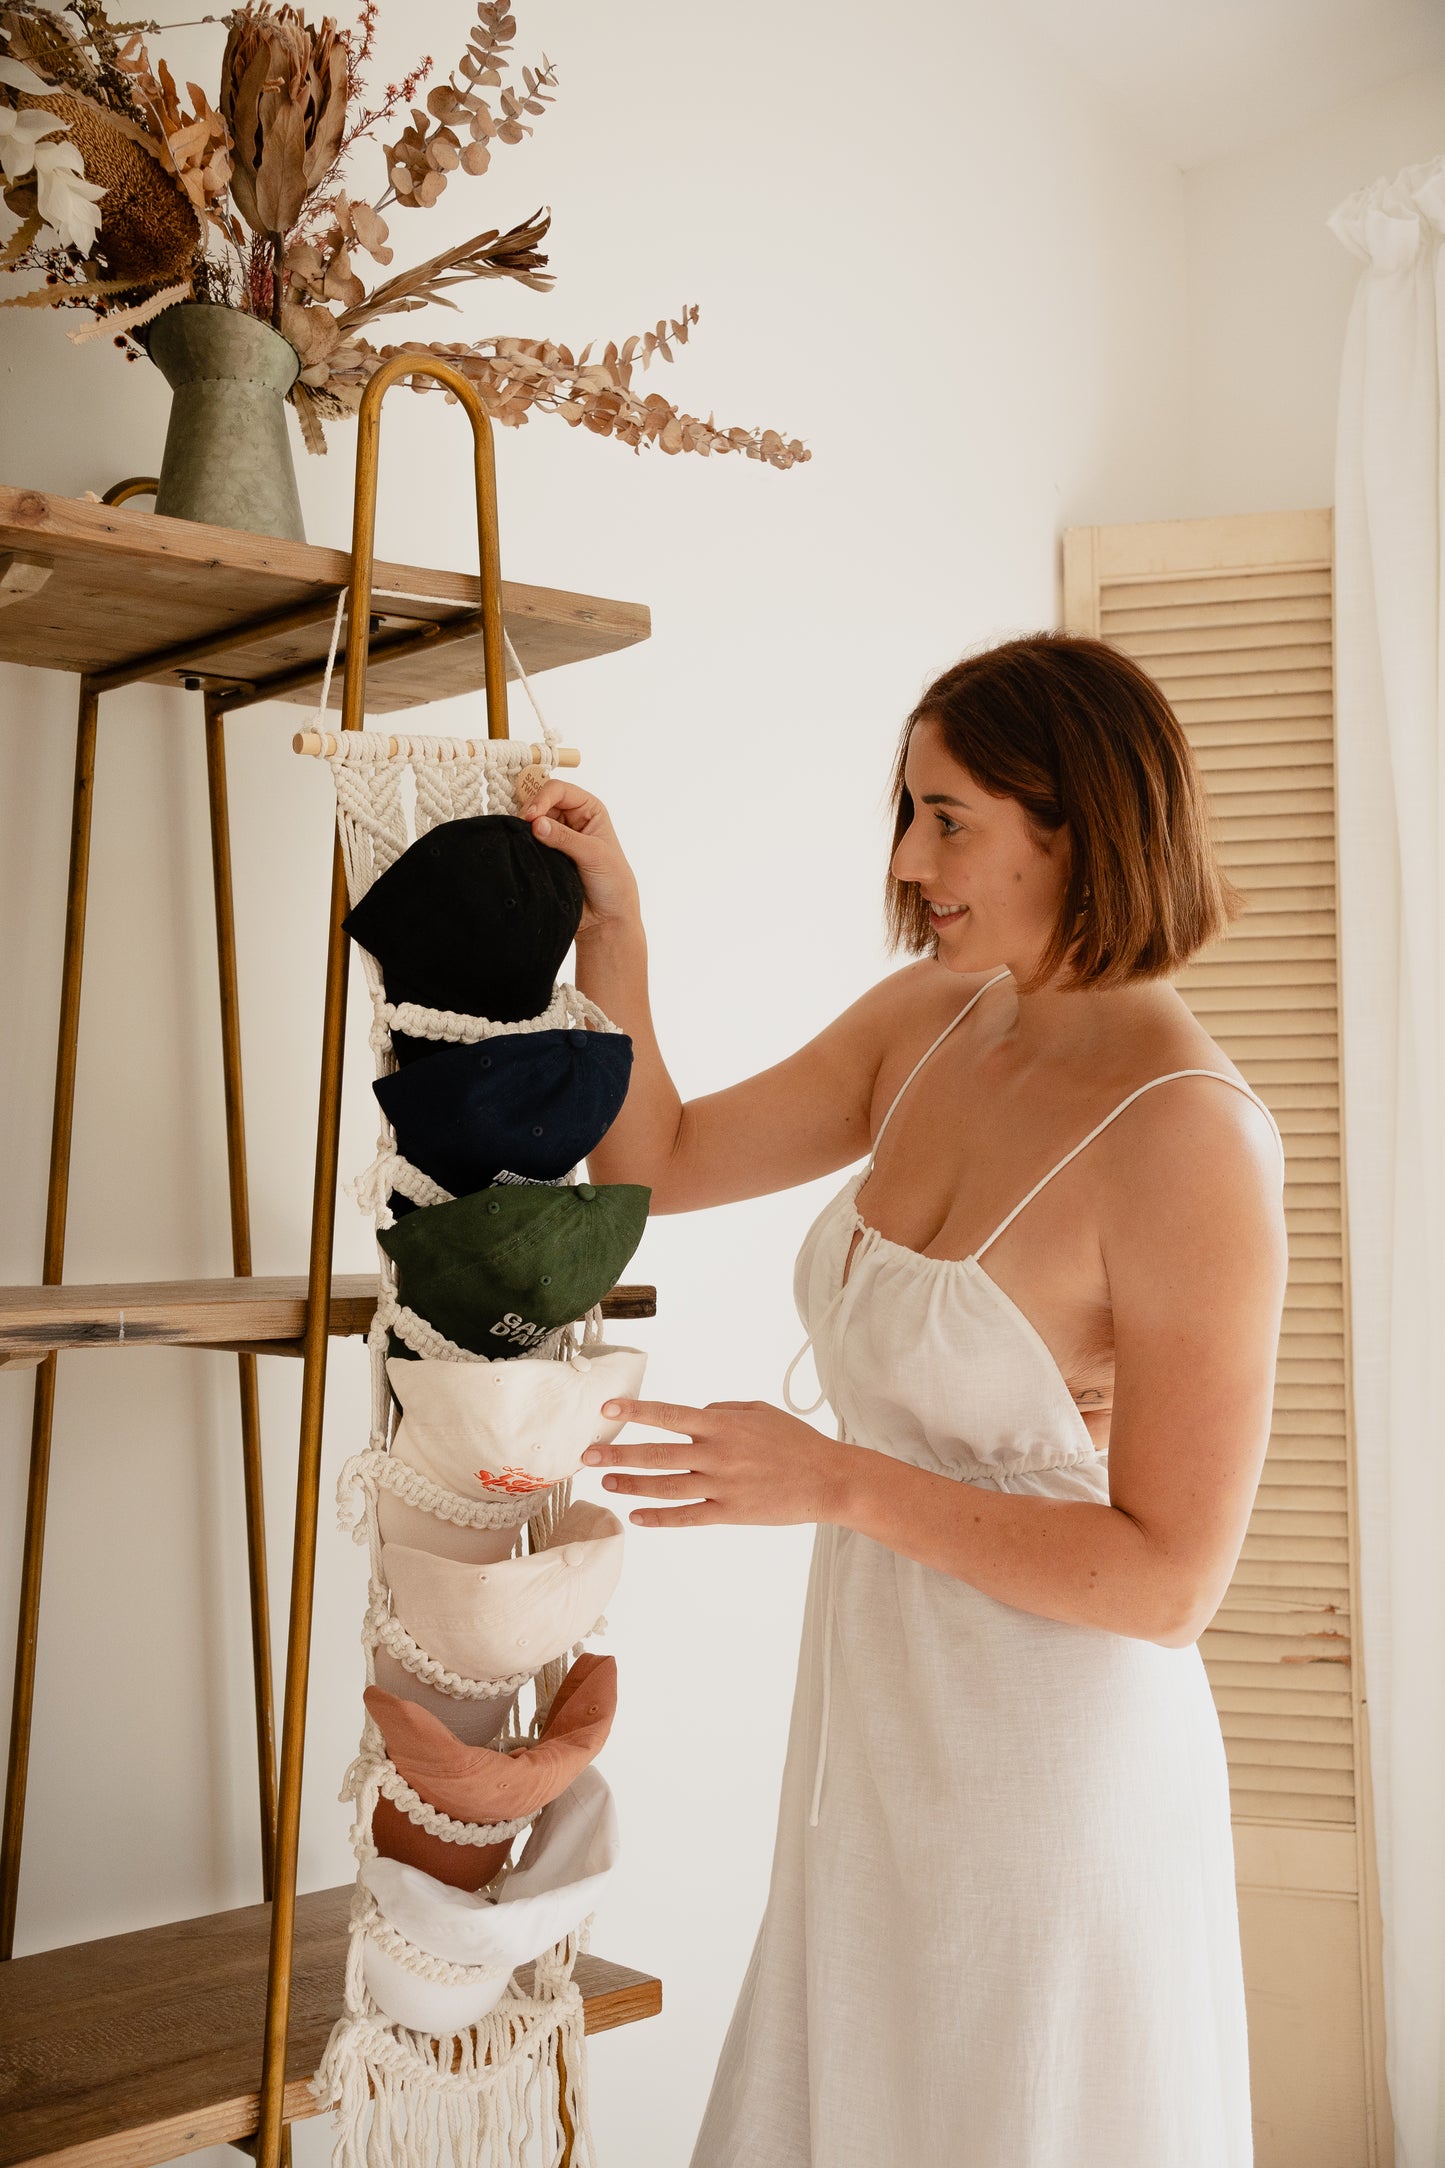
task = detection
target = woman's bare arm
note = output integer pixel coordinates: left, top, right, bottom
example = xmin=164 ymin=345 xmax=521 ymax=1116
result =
xmin=521 ymin=779 xmax=917 ymax=1212
xmin=588 ymin=1076 xmax=1287 ymax=1649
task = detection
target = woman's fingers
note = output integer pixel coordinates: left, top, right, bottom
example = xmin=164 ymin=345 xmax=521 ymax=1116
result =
xmin=521 ymin=779 xmax=612 ymax=835
xmin=521 ymin=776 xmax=589 ymax=816
xmin=583 ymin=1410 xmax=707 ymax=1466
xmin=600 ymin=1470 xmax=710 ymax=1499
xmin=597 ymin=1398 xmax=706 ymax=1434
xmin=519 ymin=782 xmax=640 ymax=932
xmin=584 ymin=1430 xmax=705 ymax=1469
xmin=525 ymin=810 xmax=591 ymax=862
xmin=629 ymin=1504 xmax=720 ymax=1529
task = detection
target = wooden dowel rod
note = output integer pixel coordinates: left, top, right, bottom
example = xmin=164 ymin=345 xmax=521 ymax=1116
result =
xmin=290 ymin=732 xmax=581 ymax=764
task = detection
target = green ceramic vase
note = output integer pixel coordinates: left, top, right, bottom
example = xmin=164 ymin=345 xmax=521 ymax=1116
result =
xmin=146 ymin=301 xmax=306 ymax=542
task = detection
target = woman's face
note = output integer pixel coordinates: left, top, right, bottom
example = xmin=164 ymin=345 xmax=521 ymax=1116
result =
xmin=890 ymin=716 xmax=1071 ymax=980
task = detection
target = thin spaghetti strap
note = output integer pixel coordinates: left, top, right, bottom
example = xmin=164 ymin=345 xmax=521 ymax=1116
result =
xmin=867 ymin=970 xmax=1011 ymax=1171
xmin=972 ymin=1069 xmax=1286 ymax=1261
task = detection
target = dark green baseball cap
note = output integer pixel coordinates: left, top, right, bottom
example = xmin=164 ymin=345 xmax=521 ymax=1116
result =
xmin=377 ymin=1181 xmax=650 ymax=1357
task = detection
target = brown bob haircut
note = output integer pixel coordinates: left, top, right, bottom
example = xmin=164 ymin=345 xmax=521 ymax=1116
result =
xmin=885 ymin=632 xmax=1243 ymax=990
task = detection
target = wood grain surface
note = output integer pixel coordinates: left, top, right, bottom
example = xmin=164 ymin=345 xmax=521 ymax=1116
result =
xmin=0 ymin=1887 xmax=660 ymax=2168
xmin=0 ymin=1279 xmax=658 ymax=1367
xmin=0 ymin=488 xmax=649 ymax=710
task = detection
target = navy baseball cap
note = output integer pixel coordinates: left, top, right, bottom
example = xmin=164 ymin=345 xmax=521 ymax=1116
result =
xmin=343 ymin=815 xmax=585 ymax=1030
xmin=373 ymin=1027 xmax=634 ymax=1197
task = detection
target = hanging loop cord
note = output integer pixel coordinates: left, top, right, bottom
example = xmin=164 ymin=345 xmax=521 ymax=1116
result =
xmin=502 ymin=626 xmax=562 ymax=757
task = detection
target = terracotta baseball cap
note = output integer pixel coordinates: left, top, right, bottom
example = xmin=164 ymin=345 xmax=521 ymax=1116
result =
xmin=378 ymin=1180 xmax=649 ymax=1357
xmin=373 ymin=1027 xmax=634 ymax=1196
xmin=343 ymin=814 xmax=584 ymax=1035
xmin=369 ymin=1653 xmax=616 ymax=1892
xmin=367 ymin=1651 xmax=616 ymax=1826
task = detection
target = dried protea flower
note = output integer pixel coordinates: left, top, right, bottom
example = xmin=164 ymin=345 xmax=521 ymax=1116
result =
xmin=219 ymin=4 xmax=346 ymax=239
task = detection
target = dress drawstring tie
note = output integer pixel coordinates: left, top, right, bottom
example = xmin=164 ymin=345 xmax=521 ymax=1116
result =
xmin=807 ymin=1521 xmax=840 ymax=1827
xmin=781 ymin=1273 xmax=856 ymax=1830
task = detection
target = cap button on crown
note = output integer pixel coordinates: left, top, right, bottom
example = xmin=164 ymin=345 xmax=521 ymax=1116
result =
xmin=576 ymin=1183 xmax=596 ymax=1201
xmin=561 ymin=1543 xmax=586 ymax=1566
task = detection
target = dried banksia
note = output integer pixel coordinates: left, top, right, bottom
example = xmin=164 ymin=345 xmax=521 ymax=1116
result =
xmin=220 ymin=4 xmax=346 ymax=239
xmin=20 ymin=90 xmax=200 ymax=285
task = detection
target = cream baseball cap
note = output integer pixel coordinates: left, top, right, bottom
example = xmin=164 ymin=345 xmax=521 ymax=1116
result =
xmin=383 ymin=1499 xmax=624 ymax=1682
xmin=387 ymin=1346 xmax=648 ymax=1501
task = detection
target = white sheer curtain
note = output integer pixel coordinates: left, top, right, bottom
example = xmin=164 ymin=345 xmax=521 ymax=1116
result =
xmin=1328 ymin=157 xmax=1445 ymax=2168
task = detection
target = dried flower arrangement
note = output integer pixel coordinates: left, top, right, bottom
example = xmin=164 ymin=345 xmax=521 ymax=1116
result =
xmin=0 ymin=0 xmax=808 ymax=466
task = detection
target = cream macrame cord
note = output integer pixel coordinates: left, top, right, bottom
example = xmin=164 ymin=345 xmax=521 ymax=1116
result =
xmin=304 ymin=651 xmax=625 ymax=2168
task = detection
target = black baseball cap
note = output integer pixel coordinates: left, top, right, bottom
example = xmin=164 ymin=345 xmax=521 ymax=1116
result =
xmin=343 ymin=815 xmax=585 ymax=1029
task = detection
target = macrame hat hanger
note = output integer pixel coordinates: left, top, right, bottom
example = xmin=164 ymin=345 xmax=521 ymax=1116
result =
xmin=294 ymin=359 xmax=645 ymax=2168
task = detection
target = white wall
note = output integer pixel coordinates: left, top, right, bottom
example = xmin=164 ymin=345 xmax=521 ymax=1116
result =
xmin=0 ymin=4 xmax=1194 ymax=2162
xmin=1182 ymin=60 xmax=1445 ymax=515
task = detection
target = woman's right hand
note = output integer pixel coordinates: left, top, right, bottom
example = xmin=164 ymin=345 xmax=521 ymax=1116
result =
xmin=519 ymin=779 xmax=642 ymax=938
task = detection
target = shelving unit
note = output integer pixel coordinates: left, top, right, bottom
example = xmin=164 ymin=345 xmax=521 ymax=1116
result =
xmin=0 ymin=1889 xmax=660 ymax=2168
xmin=0 ymin=468 xmax=661 ymax=2165
xmin=0 ymin=1280 xmax=655 ymax=1370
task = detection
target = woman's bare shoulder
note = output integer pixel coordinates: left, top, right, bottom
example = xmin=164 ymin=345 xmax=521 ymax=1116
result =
xmin=813 ymin=960 xmax=1008 ymax=1141
xmin=842 ymin=956 xmax=1000 ymax=1047
xmin=1100 ymin=990 xmax=1283 ymax=1213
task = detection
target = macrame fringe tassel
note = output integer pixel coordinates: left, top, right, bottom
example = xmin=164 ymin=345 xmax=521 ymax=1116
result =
xmin=313 ymin=1980 xmax=593 ymax=2168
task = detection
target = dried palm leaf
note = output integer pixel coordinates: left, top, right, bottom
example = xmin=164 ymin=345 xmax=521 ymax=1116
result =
xmin=331 ymin=206 xmax=550 ymax=333
xmin=66 ymin=272 xmax=187 ymax=338
xmin=290 ymin=373 xmax=345 ymax=450
xmin=0 ymin=202 xmax=39 ymax=264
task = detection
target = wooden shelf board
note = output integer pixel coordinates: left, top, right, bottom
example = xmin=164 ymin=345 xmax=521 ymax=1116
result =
xmin=0 ymin=1278 xmax=657 ymax=1368
xmin=0 ymin=487 xmax=649 ymax=712
xmin=0 ymin=1885 xmax=661 ymax=2168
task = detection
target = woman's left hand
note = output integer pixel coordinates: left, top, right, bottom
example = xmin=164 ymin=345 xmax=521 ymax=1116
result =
xmin=581 ymin=1398 xmax=852 ymax=1529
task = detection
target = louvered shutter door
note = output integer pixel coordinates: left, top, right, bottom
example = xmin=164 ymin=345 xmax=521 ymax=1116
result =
xmin=1064 ymin=512 xmax=1391 ymax=2168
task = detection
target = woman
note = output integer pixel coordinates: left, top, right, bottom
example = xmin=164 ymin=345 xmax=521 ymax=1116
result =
xmin=522 ymin=632 xmax=1287 ymax=2168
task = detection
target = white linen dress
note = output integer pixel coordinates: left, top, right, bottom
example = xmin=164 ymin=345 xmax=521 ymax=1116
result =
xmin=689 ymin=971 xmax=1281 ymax=2168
